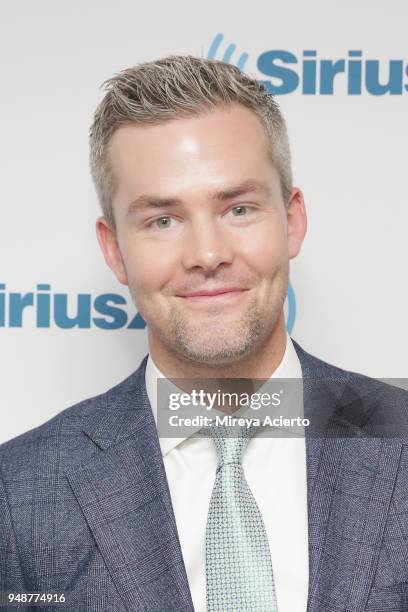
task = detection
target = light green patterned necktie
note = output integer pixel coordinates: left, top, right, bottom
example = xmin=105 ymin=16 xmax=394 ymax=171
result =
xmin=202 ymin=421 xmax=279 ymax=612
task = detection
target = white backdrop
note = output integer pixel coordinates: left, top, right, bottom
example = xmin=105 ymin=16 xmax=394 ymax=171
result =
xmin=1 ymin=0 xmax=407 ymax=444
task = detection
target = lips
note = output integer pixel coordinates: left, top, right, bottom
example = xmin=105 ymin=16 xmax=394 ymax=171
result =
xmin=178 ymin=288 xmax=246 ymax=298
xmin=176 ymin=288 xmax=249 ymax=305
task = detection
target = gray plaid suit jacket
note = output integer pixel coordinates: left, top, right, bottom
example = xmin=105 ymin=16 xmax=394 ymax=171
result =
xmin=1 ymin=340 xmax=408 ymax=612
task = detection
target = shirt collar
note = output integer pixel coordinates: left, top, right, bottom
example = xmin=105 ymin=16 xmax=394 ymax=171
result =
xmin=145 ymin=333 xmax=302 ymax=457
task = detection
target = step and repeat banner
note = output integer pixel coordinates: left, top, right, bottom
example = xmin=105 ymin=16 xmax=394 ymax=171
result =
xmin=1 ymin=0 xmax=407 ymax=443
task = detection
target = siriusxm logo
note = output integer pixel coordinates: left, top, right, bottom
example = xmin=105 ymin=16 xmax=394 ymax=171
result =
xmin=0 ymin=283 xmax=297 ymax=333
xmin=0 ymin=284 xmax=146 ymax=330
xmin=208 ymin=33 xmax=408 ymax=95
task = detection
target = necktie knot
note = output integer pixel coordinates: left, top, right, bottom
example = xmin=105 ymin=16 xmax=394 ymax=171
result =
xmin=199 ymin=420 xmax=259 ymax=467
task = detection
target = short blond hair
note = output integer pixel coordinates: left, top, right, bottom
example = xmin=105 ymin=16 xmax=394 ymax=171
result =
xmin=89 ymin=55 xmax=293 ymax=230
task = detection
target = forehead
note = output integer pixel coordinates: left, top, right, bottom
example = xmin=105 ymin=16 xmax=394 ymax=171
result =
xmin=106 ymin=103 xmax=277 ymax=209
xmin=107 ymin=103 xmax=271 ymax=168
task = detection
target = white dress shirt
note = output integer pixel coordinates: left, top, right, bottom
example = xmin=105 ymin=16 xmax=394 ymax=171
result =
xmin=145 ymin=334 xmax=309 ymax=612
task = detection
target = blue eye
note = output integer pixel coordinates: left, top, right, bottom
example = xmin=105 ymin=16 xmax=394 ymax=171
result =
xmin=231 ymin=205 xmax=248 ymax=216
xmin=153 ymin=216 xmax=173 ymax=229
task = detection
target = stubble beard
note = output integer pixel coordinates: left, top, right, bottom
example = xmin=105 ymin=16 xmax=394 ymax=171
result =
xmin=130 ymin=266 xmax=289 ymax=368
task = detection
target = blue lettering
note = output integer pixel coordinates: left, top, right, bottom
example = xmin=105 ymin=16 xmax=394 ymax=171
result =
xmin=54 ymin=294 xmax=91 ymax=329
xmin=255 ymin=49 xmax=407 ymax=96
xmin=302 ymin=50 xmax=317 ymax=95
xmin=366 ymin=59 xmax=403 ymax=95
xmin=348 ymin=50 xmax=362 ymax=95
xmin=128 ymin=311 xmax=146 ymax=329
xmin=36 ymin=284 xmax=51 ymax=328
xmin=257 ymin=50 xmax=299 ymax=94
xmin=320 ymin=59 xmax=346 ymax=95
xmin=93 ymin=294 xmax=128 ymax=329
xmin=1 ymin=284 xmax=148 ymax=330
xmin=9 ymin=292 xmax=33 ymax=327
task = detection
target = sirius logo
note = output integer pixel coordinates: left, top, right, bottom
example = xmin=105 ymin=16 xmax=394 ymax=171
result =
xmin=0 ymin=283 xmax=297 ymax=333
xmin=208 ymin=33 xmax=408 ymax=95
xmin=0 ymin=284 xmax=146 ymax=330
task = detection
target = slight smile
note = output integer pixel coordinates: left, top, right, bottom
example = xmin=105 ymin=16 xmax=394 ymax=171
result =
xmin=177 ymin=289 xmax=249 ymax=303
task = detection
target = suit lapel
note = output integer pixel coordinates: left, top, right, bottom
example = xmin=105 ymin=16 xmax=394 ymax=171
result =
xmin=65 ymin=358 xmax=194 ymax=612
xmin=64 ymin=340 xmax=403 ymax=612
xmin=294 ymin=341 xmax=403 ymax=612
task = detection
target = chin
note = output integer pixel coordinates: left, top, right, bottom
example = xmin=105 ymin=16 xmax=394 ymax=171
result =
xmin=173 ymin=336 xmax=263 ymax=366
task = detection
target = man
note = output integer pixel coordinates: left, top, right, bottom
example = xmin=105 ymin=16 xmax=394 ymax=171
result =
xmin=0 ymin=55 xmax=407 ymax=612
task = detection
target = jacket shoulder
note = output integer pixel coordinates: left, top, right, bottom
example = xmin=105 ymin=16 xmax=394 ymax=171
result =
xmin=292 ymin=338 xmax=355 ymax=380
xmin=0 ymin=356 xmax=148 ymax=473
xmin=292 ymin=338 xmax=408 ymax=429
xmin=292 ymin=337 xmax=397 ymax=387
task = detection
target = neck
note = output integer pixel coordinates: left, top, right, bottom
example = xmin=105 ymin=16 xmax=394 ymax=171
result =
xmin=148 ymin=314 xmax=287 ymax=381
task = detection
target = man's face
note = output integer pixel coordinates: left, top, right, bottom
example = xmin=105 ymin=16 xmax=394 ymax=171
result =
xmin=97 ymin=103 xmax=306 ymax=367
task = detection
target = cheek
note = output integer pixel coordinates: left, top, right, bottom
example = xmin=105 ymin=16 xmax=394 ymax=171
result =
xmin=240 ymin=223 xmax=288 ymax=275
xmin=122 ymin=240 xmax=177 ymax=296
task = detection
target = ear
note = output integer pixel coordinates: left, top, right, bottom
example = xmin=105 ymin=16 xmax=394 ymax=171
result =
xmin=286 ymin=187 xmax=307 ymax=259
xmin=95 ymin=216 xmax=128 ymax=285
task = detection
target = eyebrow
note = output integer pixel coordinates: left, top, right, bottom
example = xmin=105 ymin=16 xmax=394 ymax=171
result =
xmin=126 ymin=179 xmax=272 ymax=217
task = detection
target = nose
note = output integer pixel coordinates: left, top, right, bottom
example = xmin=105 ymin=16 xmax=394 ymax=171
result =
xmin=181 ymin=216 xmax=234 ymax=272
